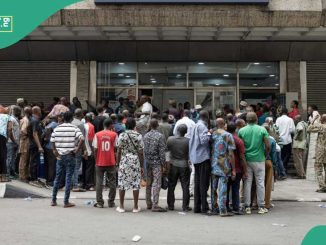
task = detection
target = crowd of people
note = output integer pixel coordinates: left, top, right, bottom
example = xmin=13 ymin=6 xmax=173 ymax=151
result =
xmin=0 ymin=95 xmax=325 ymax=215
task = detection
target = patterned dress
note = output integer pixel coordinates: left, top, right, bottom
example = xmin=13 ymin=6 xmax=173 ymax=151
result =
xmin=117 ymin=130 xmax=144 ymax=190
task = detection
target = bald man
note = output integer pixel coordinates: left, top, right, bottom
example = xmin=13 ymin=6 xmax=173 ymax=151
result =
xmin=28 ymin=106 xmax=44 ymax=186
xmin=211 ymin=118 xmax=236 ymax=217
xmin=308 ymin=114 xmax=326 ymax=193
xmin=292 ymin=115 xmax=308 ymax=179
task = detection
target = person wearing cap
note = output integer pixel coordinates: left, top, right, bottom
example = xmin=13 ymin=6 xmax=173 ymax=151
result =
xmin=191 ymin=105 xmax=202 ymax=123
xmin=239 ymin=101 xmax=248 ymax=113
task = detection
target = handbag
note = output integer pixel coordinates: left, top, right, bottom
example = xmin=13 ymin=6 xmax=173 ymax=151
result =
xmin=161 ymin=174 xmax=169 ymax=190
xmin=126 ymin=132 xmax=147 ymax=187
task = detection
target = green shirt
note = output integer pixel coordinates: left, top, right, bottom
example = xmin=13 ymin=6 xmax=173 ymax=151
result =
xmin=238 ymin=124 xmax=269 ymax=162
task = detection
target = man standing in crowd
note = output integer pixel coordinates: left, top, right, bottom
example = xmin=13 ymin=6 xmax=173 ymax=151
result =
xmin=308 ymin=114 xmax=326 ymax=193
xmin=276 ymin=107 xmax=295 ymax=172
xmin=158 ymin=113 xmax=172 ymax=142
xmin=262 ymin=124 xmax=277 ymax=210
xmin=288 ymin=100 xmax=299 ymax=120
xmin=93 ymin=106 xmax=107 ymax=133
xmin=6 ymin=106 xmax=21 ymax=178
xmin=46 ymin=97 xmax=69 ymax=119
xmin=189 ymin=110 xmax=211 ymax=214
xmin=226 ymin=123 xmax=247 ymax=215
xmin=83 ymin=113 xmax=95 ymax=191
xmin=51 ymin=111 xmax=84 ymax=208
xmin=28 ymin=106 xmax=44 ymax=187
xmin=238 ymin=112 xmax=270 ymax=215
xmin=43 ymin=113 xmax=63 ymax=186
xmin=71 ymin=108 xmax=85 ymax=192
xmin=144 ymin=119 xmax=166 ymax=212
xmin=173 ymin=110 xmax=196 ymax=138
xmin=166 ymin=124 xmax=191 ymax=212
xmin=211 ymin=118 xmax=236 ymax=217
xmin=173 ymin=109 xmax=196 ymax=196
xmin=93 ymin=118 xmax=118 ymax=208
xmin=292 ymin=115 xmax=308 ymax=179
xmin=19 ymin=106 xmax=32 ymax=182
xmin=0 ymin=108 xmax=14 ymax=182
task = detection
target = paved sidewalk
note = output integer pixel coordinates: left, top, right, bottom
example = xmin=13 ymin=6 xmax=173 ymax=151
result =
xmin=2 ymin=177 xmax=326 ymax=201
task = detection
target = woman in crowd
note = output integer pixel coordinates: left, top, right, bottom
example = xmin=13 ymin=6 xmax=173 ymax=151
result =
xmin=116 ymin=117 xmax=144 ymax=213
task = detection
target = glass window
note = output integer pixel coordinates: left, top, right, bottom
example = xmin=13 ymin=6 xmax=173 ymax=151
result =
xmin=239 ymin=62 xmax=279 ymax=88
xmin=138 ymin=62 xmax=187 ymax=87
xmin=97 ymin=87 xmax=137 ymax=112
xmin=97 ymin=62 xmax=137 ymax=87
xmin=189 ymin=62 xmax=236 ymax=87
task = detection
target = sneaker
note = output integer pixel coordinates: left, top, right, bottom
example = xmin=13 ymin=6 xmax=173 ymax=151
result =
xmin=108 ymin=202 xmax=116 ymax=208
xmin=133 ymin=207 xmax=141 ymax=213
xmin=116 ymin=207 xmax=125 ymax=213
xmin=64 ymin=202 xmax=76 ymax=208
xmin=245 ymin=207 xmax=251 ymax=215
xmin=258 ymin=207 xmax=269 ymax=214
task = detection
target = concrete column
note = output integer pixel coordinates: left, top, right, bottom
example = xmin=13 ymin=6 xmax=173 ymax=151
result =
xmin=76 ymin=61 xmax=90 ymax=109
xmin=280 ymin=61 xmax=287 ymax=94
xmin=70 ymin=61 xmax=77 ymax=100
xmin=89 ymin=61 xmax=97 ymax=107
xmin=300 ymin=61 xmax=308 ymax=116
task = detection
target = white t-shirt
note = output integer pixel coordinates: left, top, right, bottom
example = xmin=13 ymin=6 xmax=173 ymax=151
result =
xmin=173 ymin=116 xmax=196 ymax=139
xmin=275 ymin=115 xmax=295 ymax=145
xmin=140 ymin=102 xmax=153 ymax=119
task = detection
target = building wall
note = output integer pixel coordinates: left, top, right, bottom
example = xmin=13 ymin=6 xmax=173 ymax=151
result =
xmin=76 ymin=61 xmax=90 ymax=109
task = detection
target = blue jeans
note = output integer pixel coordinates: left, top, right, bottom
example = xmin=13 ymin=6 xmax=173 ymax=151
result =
xmin=211 ymin=175 xmax=228 ymax=214
xmin=276 ymin=152 xmax=286 ymax=177
xmin=226 ymin=173 xmax=242 ymax=212
xmin=73 ymin=154 xmax=82 ymax=188
xmin=52 ymin=154 xmax=76 ymax=204
xmin=6 ymin=142 xmax=17 ymax=175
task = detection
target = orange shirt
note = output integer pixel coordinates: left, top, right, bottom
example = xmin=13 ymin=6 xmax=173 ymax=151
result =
xmin=92 ymin=130 xmax=118 ymax=166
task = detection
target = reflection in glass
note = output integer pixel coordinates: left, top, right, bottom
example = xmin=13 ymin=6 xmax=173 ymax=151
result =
xmin=189 ymin=62 xmax=236 ymax=87
xmin=138 ymin=62 xmax=187 ymax=87
xmin=239 ymin=62 xmax=279 ymax=88
xmin=97 ymin=62 xmax=137 ymax=87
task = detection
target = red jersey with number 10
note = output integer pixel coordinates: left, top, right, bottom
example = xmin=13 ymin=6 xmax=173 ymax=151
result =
xmin=92 ymin=130 xmax=118 ymax=166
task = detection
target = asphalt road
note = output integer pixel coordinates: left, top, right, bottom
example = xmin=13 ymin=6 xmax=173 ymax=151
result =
xmin=1 ymin=198 xmax=325 ymax=245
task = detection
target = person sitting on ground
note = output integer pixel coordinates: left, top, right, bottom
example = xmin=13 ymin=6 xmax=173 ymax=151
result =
xmin=166 ymin=124 xmax=192 ymax=212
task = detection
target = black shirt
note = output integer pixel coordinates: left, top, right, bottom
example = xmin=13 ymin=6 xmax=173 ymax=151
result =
xmin=93 ymin=115 xmax=106 ymax=133
xmin=28 ymin=116 xmax=43 ymax=149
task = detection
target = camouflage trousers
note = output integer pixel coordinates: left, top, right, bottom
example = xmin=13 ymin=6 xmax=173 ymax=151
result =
xmin=146 ymin=164 xmax=162 ymax=208
xmin=315 ymin=162 xmax=326 ymax=191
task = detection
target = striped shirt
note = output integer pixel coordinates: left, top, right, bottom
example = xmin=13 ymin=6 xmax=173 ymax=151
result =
xmin=50 ymin=123 xmax=84 ymax=155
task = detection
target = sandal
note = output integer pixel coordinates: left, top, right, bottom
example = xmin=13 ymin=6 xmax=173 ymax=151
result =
xmin=152 ymin=206 xmax=167 ymax=212
xmin=93 ymin=203 xmax=104 ymax=208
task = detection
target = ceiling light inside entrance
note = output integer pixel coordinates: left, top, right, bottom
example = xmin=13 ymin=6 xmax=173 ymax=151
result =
xmin=215 ymin=83 xmax=220 ymax=86
xmin=223 ymin=74 xmax=229 ymax=77
xmin=118 ymin=62 xmax=125 ymax=65
xmin=151 ymin=80 xmax=157 ymax=84
xmin=118 ymin=74 xmax=124 ymax=77
xmin=252 ymin=83 xmax=258 ymax=86
xmin=269 ymin=74 xmax=275 ymax=77
xmin=198 ymin=62 xmax=205 ymax=65
xmin=254 ymin=62 xmax=260 ymax=65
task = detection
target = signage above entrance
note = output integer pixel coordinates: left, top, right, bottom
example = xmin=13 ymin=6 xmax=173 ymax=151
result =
xmin=95 ymin=0 xmax=269 ymax=4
